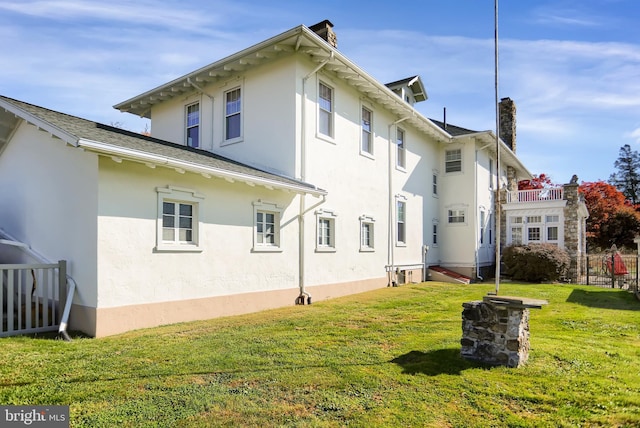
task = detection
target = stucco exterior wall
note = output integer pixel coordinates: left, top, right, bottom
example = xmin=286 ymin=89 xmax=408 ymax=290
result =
xmin=96 ymin=158 xmax=302 ymax=309
xmin=150 ymin=56 xmax=298 ymax=178
xmin=0 ymin=123 xmax=99 ymax=309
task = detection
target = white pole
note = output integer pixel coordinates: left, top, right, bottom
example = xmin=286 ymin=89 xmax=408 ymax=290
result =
xmin=494 ymin=0 xmax=501 ymax=295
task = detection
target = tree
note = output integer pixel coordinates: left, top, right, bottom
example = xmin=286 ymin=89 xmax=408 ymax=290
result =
xmin=609 ymin=144 xmax=640 ymax=204
xmin=518 ymin=173 xmax=554 ymax=190
xmin=579 ymin=180 xmax=640 ymax=250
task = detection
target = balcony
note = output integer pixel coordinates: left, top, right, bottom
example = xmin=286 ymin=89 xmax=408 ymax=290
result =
xmin=506 ymin=188 xmax=564 ymax=203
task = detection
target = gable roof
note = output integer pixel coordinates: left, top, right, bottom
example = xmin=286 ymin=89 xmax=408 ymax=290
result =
xmin=0 ymin=96 xmax=326 ymax=196
xmin=385 ymin=76 xmax=427 ymax=103
xmin=430 ymin=118 xmax=532 ymax=179
xmin=114 ymin=24 xmax=451 ymax=143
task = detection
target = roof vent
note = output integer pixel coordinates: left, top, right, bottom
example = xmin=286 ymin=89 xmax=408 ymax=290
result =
xmin=308 ymin=20 xmax=337 ymax=48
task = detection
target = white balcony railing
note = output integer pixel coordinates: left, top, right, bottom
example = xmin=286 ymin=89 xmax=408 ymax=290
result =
xmin=507 ymin=188 xmax=564 ymax=203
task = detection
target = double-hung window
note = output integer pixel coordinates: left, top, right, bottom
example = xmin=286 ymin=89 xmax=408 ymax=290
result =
xmin=432 ymin=223 xmax=438 ymax=245
xmin=315 ymin=209 xmax=337 ymax=252
xmin=396 ymin=200 xmax=406 ymax=245
xmin=186 ymin=102 xmax=200 ymax=148
xmin=396 ymin=128 xmax=406 ymax=168
xmin=445 ymin=149 xmax=462 ymax=173
xmin=318 ymin=82 xmax=334 ymax=138
xmin=448 ymin=209 xmax=466 ymax=224
xmin=432 ymin=172 xmax=438 ymax=196
xmin=225 ymin=88 xmax=242 ymax=141
xmin=155 ymin=186 xmax=204 ymax=252
xmin=361 ymin=107 xmax=373 ymax=155
xmin=359 ymin=215 xmax=375 ymax=251
xmin=252 ymin=201 xmax=282 ymax=252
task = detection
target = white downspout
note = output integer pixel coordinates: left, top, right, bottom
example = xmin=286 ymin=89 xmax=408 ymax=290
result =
xmin=387 ymin=117 xmax=409 ymax=286
xmin=297 ymin=52 xmax=334 ymax=304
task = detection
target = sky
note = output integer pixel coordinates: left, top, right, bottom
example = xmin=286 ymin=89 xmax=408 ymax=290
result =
xmin=1 ymin=0 xmax=638 ymax=184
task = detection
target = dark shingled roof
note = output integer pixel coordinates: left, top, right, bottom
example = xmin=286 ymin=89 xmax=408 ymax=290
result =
xmin=0 ymin=95 xmax=323 ymax=193
xmin=429 ymin=119 xmax=480 ymax=137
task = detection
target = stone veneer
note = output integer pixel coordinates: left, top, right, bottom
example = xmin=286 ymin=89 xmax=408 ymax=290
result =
xmin=461 ymin=296 xmax=546 ymax=368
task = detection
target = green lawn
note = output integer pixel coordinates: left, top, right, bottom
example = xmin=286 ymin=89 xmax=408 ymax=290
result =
xmin=1 ymin=282 xmax=639 ymax=427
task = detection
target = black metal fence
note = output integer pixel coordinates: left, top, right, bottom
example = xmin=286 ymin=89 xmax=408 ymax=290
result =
xmin=569 ymin=253 xmax=639 ymax=290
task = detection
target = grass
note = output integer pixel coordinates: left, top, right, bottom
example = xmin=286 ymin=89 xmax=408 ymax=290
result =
xmin=1 ymin=282 xmax=640 ymax=427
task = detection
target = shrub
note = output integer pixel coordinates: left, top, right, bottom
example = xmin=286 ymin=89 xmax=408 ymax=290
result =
xmin=502 ymin=244 xmax=570 ymax=282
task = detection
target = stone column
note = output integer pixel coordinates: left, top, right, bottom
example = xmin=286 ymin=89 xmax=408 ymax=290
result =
xmin=563 ymin=180 xmax=582 ymax=281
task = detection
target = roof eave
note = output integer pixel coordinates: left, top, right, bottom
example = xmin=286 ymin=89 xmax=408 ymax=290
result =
xmin=77 ymin=138 xmax=327 ymax=196
xmin=454 ymin=131 xmax=533 ymax=179
xmin=0 ymin=98 xmax=79 ymax=146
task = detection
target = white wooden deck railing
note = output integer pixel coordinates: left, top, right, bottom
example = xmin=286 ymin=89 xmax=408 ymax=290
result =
xmin=507 ymin=188 xmax=564 ymax=203
xmin=1 ymin=260 xmax=67 ymax=337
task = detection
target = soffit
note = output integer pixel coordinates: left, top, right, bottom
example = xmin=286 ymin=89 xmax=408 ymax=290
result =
xmin=114 ymin=26 xmax=450 ymax=143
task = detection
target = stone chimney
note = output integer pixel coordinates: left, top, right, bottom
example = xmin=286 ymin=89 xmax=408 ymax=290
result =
xmin=499 ymin=97 xmax=516 ymax=153
xmin=309 ymin=20 xmax=337 ymax=48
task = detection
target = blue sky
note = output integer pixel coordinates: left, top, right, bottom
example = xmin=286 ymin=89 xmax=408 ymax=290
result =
xmin=1 ymin=0 xmax=639 ymax=184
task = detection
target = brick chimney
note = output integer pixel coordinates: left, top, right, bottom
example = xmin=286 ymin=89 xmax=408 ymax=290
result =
xmin=499 ymin=97 xmax=516 ymax=153
xmin=309 ymin=20 xmax=337 ymax=48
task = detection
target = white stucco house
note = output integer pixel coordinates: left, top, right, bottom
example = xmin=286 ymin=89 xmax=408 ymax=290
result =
xmin=1 ymin=20 xmax=559 ymax=337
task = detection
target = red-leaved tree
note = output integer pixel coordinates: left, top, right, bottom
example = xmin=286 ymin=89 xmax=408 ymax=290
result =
xmin=518 ymin=173 xmax=554 ymax=190
xmin=579 ymin=181 xmax=640 ymax=250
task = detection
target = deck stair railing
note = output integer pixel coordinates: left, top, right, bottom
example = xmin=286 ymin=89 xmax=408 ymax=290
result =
xmin=1 ymin=260 xmax=67 ymax=337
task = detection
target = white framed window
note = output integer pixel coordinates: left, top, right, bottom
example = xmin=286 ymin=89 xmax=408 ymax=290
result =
xmin=511 ymin=227 xmax=523 ymax=245
xmin=396 ymin=198 xmax=406 ymax=245
xmin=432 ymin=223 xmax=438 ymax=246
xmin=361 ymin=106 xmax=373 ymax=155
xmin=448 ymin=209 xmax=466 ymax=224
xmin=547 ymin=226 xmax=559 ymax=241
xmin=155 ymin=186 xmax=204 ymax=252
xmin=252 ymin=201 xmax=282 ymax=252
xmin=528 ymin=227 xmax=541 ymax=241
xmin=359 ymin=215 xmax=375 ymax=252
xmin=527 ymin=215 xmax=542 ymax=224
xmin=445 ymin=148 xmax=462 ymax=173
xmin=432 ymin=172 xmax=438 ymax=196
xmin=318 ymin=82 xmax=334 ymax=138
xmin=224 ymin=87 xmax=242 ymax=142
xmin=186 ymin=102 xmax=200 ymax=148
xmin=315 ymin=209 xmax=337 ymax=252
xmin=396 ymin=127 xmax=406 ymax=169
xmin=480 ymin=210 xmax=486 ymax=245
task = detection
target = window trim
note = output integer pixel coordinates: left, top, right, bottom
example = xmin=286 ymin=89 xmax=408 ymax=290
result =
xmin=396 ymin=127 xmax=406 ymax=170
xmin=360 ymin=106 xmax=374 ymax=157
xmin=252 ymin=200 xmax=283 ymax=252
xmin=432 ymin=220 xmax=439 ymax=247
xmin=446 ymin=205 xmax=468 ymax=226
xmin=318 ymin=81 xmax=335 ymax=141
xmin=445 ymin=148 xmax=462 ymax=173
xmin=315 ymin=209 xmax=337 ymax=252
xmin=432 ymin=170 xmax=439 ymax=197
xmin=222 ymin=86 xmax=243 ymax=145
xmin=359 ymin=215 xmax=375 ymax=252
xmin=185 ymin=102 xmax=200 ymax=148
xmin=155 ymin=186 xmax=204 ymax=252
xmin=396 ymin=196 xmax=407 ymax=246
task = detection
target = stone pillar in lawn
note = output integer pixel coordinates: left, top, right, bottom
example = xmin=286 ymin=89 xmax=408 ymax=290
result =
xmin=461 ymin=296 xmax=547 ymax=368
